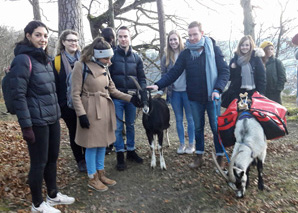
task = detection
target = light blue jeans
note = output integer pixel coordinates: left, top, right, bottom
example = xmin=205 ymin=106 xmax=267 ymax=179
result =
xmin=113 ymin=99 xmax=136 ymax=152
xmin=85 ymin=147 xmax=106 ymax=176
xmin=189 ymin=100 xmax=224 ymax=156
xmin=171 ymin=91 xmax=195 ymax=145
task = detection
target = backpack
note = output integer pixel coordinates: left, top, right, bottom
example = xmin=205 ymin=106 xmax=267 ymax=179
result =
xmin=66 ymin=62 xmax=88 ymax=109
xmin=2 ymin=54 xmax=32 ymax=114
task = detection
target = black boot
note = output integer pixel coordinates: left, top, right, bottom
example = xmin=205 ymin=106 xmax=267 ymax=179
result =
xmin=127 ymin=150 xmax=143 ymax=164
xmin=116 ymin=152 xmax=127 ymax=171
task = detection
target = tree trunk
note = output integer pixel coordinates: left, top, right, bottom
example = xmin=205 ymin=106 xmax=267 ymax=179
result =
xmin=240 ymin=0 xmax=255 ymax=40
xmin=156 ymin=0 xmax=166 ymax=60
xmin=58 ymin=0 xmax=85 ymax=46
xmin=28 ymin=0 xmax=41 ymax=20
xmin=108 ymin=0 xmax=115 ymax=29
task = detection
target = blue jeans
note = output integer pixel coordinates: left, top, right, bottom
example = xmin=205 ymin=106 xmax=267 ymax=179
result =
xmin=171 ymin=91 xmax=195 ymax=145
xmin=85 ymin=147 xmax=106 ymax=175
xmin=189 ymin=100 xmax=224 ymax=156
xmin=113 ymin=99 xmax=136 ymax=152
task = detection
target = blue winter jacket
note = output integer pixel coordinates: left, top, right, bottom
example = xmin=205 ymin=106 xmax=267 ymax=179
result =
xmin=156 ymin=41 xmax=229 ymax=102
xmin=109 ymin=46 xmax=146 ymax=93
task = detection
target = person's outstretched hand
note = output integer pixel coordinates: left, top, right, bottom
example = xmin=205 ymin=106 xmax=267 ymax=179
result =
xmin=130 ymin=94 xmax=143 ymax=107
xmin=79 ymin=115 xmax=90 ymax=129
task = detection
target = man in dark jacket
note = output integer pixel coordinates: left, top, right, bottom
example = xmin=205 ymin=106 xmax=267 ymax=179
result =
xmin=109 ymin=26 xmax=147 ymax=171
xmin=148 ymin=21 xmax=230 ymax=169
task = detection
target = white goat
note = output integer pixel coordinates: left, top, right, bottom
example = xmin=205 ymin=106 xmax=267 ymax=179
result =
xmin=214 ymin=96 xmax=267 ymax=198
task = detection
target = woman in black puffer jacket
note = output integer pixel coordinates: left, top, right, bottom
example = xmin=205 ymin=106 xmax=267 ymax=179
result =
xmin=221 ymin=35 xmax=266 ymax=108
xmin=9 ymin=20 xmax=74 ymax=212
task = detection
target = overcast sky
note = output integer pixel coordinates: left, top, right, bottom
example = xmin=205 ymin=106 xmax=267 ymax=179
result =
xmin=0 ymin=0 xmax=297 ymax=44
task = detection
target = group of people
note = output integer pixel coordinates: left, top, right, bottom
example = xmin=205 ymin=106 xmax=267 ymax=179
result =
xmin=8 ymin=18 xmax=290 ymax=212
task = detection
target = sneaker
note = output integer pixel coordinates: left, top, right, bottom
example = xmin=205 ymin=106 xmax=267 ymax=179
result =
xmin=177 ymin=144 xmax=186 ymax=154
xmin=31 ymin=201 xmax=61 ymax=213
xmin=185 ymin=144 xmax=195 ymax=154
xmin=46 ymin=192 xmax=75 ymax=206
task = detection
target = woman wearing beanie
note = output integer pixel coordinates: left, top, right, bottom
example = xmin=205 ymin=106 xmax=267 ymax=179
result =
xmin=260 ymin=41 xmax=287 ymax=104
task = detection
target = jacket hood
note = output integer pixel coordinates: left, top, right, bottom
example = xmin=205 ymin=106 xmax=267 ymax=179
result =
xmin=14 ymin=44 xmax=49 ymax=64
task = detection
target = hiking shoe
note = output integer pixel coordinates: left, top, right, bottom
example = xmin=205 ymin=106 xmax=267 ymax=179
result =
xmin=77 ymin=160 xmax=87 ymax=172
xmin=185 ymin=144 xmax=195 ymax=154
xmin=46 ymin=192 xmax=75 ymax=206
xmin=116 ymin=152 xmax=127 ymax=171
xmin=127 ymin=150 xmax=143 ymax=163
xmin=188 ymin=154 xmax=204 ymax=169
xmin=98 ymin=170 xmax=117 ymax=186
xmin=31 ymin=201 xmax=61 ymax=213
xmin=88 ymin=173 xmax=108 ymax=192
xmin=177 ymin=144 xmax=186 ymax=154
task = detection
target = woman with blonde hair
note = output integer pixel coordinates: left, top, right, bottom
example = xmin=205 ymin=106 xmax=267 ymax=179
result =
xmin=221 ymin=35 xmax=266 ymax=108
xmin=71 ymin=37 xmax=141 ymax=191
xmin=157 ymin=30 xmax=195 ymax=154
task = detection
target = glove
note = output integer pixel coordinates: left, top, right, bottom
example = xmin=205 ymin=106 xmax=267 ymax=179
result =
xmin=79 ymin=115 xmax=90 ymax=129
xmin=22 ymin=127 xmax=35 ymax=143
xmin=130 ymin=94 xmax=143 ymax=107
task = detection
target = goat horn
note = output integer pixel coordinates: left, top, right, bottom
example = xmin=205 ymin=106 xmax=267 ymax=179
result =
xmin=212 ymin=152 xmax=229 ymax=181
xmin=129 ymin=76 xmax=142 ymax=90
xmin=228 ymin=151 xmax=242 ymax=183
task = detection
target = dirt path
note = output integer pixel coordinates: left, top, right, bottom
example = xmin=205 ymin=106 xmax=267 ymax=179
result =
xmin=0 ymin=102 xmax=297 ymax=212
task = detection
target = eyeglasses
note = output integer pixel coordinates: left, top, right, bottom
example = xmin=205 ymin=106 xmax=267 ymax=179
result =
xmin=65 ymin=39 xmax=79 ymax=43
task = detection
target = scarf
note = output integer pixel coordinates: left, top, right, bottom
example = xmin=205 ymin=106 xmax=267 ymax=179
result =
xmin=237 ymin=55 xmax=255 ymax=90
xmin=185 ymin=36 xmax=217 ymax=101
xmin=61 ymin=50 xmax=80 ymax=76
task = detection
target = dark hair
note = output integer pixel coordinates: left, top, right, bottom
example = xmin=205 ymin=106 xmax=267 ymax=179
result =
xmin=101 ymin=27 xmax=116 ymax=47
xmin=117 ymin=26 xmax=130 ymax=35
xmin=56 ymin=29 xmax=80 ymax=55
xmin=188 ymin=21 xmax=203 ymax=32
xmin=16 ymin=20 xmax=49 ymax=53
xmin=80 ymin=37 xmax=111 ymax=62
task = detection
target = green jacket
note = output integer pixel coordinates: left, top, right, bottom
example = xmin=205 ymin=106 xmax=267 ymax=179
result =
xmin=265 ymin=57 xmax=286 ymax=93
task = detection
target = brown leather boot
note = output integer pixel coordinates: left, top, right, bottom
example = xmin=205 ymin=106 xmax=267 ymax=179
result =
xmin=88 ymin=172 xmax=108 ymax=192
xmin=188 ymin=154 xmax=204 ymax=169
xmin=216 ymin=156 xmax=225 ymax=169
xmin=97 ymin=170 xmax=117 ymax=186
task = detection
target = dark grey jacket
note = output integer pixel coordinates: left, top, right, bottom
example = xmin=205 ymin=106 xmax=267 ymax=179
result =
xmin=10 ymin=44 xmax=60 ymax=128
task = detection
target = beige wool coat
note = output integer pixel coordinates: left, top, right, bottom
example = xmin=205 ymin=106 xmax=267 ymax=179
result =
xmin=72 ymin=61 xmax=131 ymax=148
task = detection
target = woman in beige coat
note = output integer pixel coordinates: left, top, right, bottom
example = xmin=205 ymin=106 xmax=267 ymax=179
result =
xmin=71 ymin=37 xmax=141 ymax=191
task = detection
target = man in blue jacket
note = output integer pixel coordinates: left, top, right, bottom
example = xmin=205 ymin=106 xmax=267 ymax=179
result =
xmin=109 ymin=26 xmax=147 ymax=171
xmin=148 ymin=21 xmax=229 ymax=169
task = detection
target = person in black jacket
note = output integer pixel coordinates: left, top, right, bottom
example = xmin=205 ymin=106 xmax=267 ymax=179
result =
xmin=53 ymin=29 xmax=86 ymax=172
xmin=148 ymin=21 xmax=229 ymax=169
xmin=9 ymin=21 xmax=75 ymax=212
xmin=221 ymin=35 xmax=266 ymax=108
xmin=109 ymin=26 xmax=147 ymax=171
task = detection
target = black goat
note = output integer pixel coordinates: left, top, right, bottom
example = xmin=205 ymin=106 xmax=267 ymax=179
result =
xmin=129 ymin=76 xmax=170 ymax=169
xmin=142 ymin=91 xmax=170 ymax=170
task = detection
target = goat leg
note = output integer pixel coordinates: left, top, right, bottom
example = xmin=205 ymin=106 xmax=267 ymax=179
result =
xmin=257 ymin=158 xmax=264 ymax=190
xmin=246 ymin=166 xmax=250 ymax=188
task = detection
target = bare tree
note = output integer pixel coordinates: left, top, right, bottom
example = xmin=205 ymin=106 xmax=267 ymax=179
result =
xmin=156 ymin=0 xmax=166 ymax=60
xmin=28 ymin=0 xmax=41 ymax=20
xmin=240 ymin=0 xmax=255 ymax=39
xmin=58 ymin=0 xmax=85 ymax=46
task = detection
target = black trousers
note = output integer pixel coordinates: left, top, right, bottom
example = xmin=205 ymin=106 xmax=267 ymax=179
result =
xmin=61 ymin=105 xmax=85 ymax=163
xmin=266 ymin=92 xmax=282 ymax=104
xmin=27 ymin=121 xmax=60 ymax=206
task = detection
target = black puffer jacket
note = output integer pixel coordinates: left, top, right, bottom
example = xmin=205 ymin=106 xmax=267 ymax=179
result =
xmin=10 ymin=44 xmax=60 ymax=128
xmin=109 ymin=46 xmax=146 ymax=93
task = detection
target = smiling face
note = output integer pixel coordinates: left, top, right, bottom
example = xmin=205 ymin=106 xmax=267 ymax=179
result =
xmin=26 ymin=26 xmax=48 ymax=50
xmin=62 ymin=34 xmax=79 ymax=55
xmin=240 ymin=39 xmax=251 ymax=55
xmin=188 ymin=26 xmax=204 ymax=44
xmin=169 ymin=34 xmax=180 ymax=51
